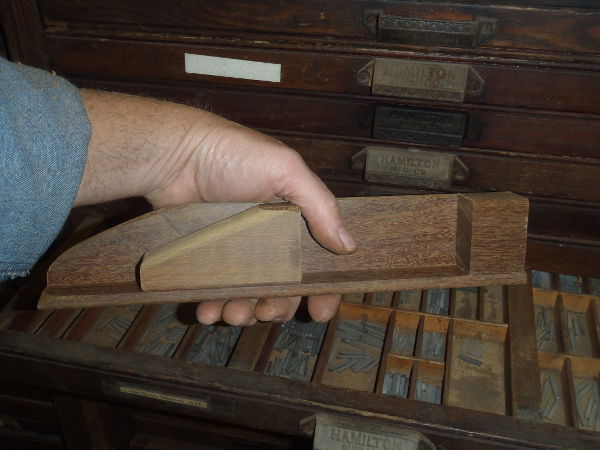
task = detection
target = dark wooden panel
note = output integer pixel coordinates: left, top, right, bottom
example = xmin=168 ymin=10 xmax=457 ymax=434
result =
xmin=507 ymin=283 xmax=542 ymax=421
xmin=526 ymin=240 xmax=600 ymax=278
xmin=1 ymin=330 xmax=599 ymax=449
xmin=0 ymin=0 xmax=49 ymax=67
xmin=45 ymin=35 xmax=600 ymax=115
xmin=67 ymin=78 xmax=600 ymax=161
xmin=38 ymin=1 xmax=600 ymax=60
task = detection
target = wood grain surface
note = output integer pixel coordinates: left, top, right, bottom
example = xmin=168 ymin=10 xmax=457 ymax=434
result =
xmin=40 ymin=194 xmax=527 ymax=309
xmin=38 ymin=0 xmax=600 ymax=61
xmin=66 ymin=79 xmax=600 ymax=161
xmin=45 ymin=35 xmax=600 ymax=115
xmin=140 ymin=205 xmax=302 ymax=291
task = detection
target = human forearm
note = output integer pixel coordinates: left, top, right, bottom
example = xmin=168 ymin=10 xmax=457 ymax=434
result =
xmin=75 ymin=89 xmax=211 ymax=206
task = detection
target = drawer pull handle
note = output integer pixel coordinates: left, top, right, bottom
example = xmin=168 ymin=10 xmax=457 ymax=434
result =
xmin=352 ymin=146 xmax=468 ymax=189
xmin=373 ymin=105 xmax=470 ymax=148
xmin=304 ymin=413 xmax=437 ymax=450
xmin=357 ymin=58 xmax=484 ymax=103
xmin=364 ymin=10 xmax=497 ymax=48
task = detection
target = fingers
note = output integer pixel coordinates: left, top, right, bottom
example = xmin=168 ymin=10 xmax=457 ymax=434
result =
xmin=196 ymin=299 xmax=258 ymax=326
xmin=255 ymin=296 xmax=302 ymax=322
xmin=196 ymin=297 xmax=302 ymax=326
xmin=195 ymin=299 xmax=227 ymax=325
xmin=274 ymin=150 xmax=357 ymax=255
xmin=307 ymin=294 xmax=341 ymax=322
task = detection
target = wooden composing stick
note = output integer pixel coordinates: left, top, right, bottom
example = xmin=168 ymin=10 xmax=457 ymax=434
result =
xmin=39 ymin=193 xmax=528 ymax=310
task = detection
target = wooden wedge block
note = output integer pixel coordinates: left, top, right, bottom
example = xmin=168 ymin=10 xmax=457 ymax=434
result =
xmin=39 ymin=193 xmax=528 ymax=310
xmin=140 ymin=204 xmax=301 ymax=291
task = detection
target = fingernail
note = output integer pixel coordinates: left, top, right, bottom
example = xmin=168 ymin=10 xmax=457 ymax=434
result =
xmin=272 ymin=316 xmax=286 ymax=323
xmin=338 ymin=226 xmax=357 ymax=253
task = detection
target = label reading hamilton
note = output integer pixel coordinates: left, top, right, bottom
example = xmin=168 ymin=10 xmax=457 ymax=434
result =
xmin=365 ymin=147 xmax=454 ymax=189
xmin=313 ymin=414 xmax=434 ymax=450
xmin=372 ymin=59 xmax=469 ymax=102
xmin=378 ymin=14 xmax=483 ymax=48
xmin=373 ymin=105 xmax=467 ymax=147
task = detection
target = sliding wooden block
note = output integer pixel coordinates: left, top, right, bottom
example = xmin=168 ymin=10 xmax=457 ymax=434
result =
xmin=39 ymin=193 xmax=528 ymax=310
xmin=140 ymin=204 xmax=301 ymax=291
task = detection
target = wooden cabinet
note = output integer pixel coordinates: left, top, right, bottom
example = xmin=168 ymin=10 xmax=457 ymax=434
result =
xmin=3 ymin=0 xmax=597 ymax=272
xmin=1 ymin=1 xmax=600 ymax=447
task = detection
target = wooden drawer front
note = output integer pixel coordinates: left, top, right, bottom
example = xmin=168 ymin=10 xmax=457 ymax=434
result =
xmin=69 ymin=78 xmax=600 ymax=161
xmin=40 ymin=0 xmax=600 ymax=60
xmin=0 ymin=384 xmax=64 ymax=449
xmin=46 ymin=35 xmax=600 ymax=115
xmin=109 ymin=407 xmax=307 ymax=450
xmin=281 ymin=136 xmax=600 ymax=203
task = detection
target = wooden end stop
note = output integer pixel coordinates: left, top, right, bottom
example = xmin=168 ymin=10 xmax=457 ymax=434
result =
xmin=456 ymin=192 xmax=529 ymax=274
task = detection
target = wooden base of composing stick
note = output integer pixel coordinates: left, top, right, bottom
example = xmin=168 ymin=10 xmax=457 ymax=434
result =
xmin=38 ymin=193 xmax=528 ymax=310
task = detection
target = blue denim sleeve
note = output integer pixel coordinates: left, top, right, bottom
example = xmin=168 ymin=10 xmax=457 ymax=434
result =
xmin=0 ymin=58 xmax=91 ymax=281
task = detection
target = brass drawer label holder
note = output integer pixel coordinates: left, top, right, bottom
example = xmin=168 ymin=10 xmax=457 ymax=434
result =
xmin=358 ymin=58 xmax=485 ymax=103
xmin=352 ymin=146 xmax=468 ymax=190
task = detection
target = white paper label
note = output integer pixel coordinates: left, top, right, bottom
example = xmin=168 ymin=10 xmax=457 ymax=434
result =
xmin=184 ymin=53 xmax=281 ymax=82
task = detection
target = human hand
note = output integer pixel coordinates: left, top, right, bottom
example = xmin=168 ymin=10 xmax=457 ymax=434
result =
xmin=77 ymin=90 xmax=357 ymax=325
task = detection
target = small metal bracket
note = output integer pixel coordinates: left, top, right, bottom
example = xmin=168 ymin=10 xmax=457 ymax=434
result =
xmin=373 ymin=105 xmax=468 ymax=147
xmin=363 ymin=9 xmax=383 ymax=35
xmin=364 ymin=10 xmax=497 ymax=48
xmin=352 ymin=146 xmax=469 ymax=189
xmin=358 ymin=58 xmax=485 ymax=103
xmin=312 ymin=413 xmax=436 ymax=450
xmin=357 ymin=60 xmax=375 ymax=87
xmin=466 ymin=67 xmax=485 ymax=97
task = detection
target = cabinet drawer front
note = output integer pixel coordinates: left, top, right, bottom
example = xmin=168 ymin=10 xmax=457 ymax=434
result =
xmin=71 ymin=77 xmax=600 ymax=161
xmin=40 ymin=0 xmax=600 ymax=60
xmin=276 ymin=134 xmax=600 ymax=203
xmin=46 ymin=35 xmax=600 ymax=115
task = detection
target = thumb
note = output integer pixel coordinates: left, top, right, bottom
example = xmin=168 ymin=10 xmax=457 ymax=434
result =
xmin=274 ymin=151 xmax=357 ymax=255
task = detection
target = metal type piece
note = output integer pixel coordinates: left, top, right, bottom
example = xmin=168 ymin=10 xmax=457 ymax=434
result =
xmin=566 ymin=311 xmax=588 ymax=350
xmin=559 ymin=274 xmax=584 ymax=294
xmin=396 ymin=290 xmax=421 ymax=308
xmin=268 ymin=318 xmax=327 ymax=380
xmin=458 ymin=353 xmax=483 ymax=366
xmin=574 ymin=380 xmax=599 ymax=428
xmin=415 ymin=379 xmax=442 ymax=404
xmin=362 ymin=58 xmax=485 ymax=102
xmin=356 ymin=146 xmax=469 ymax=189
xmin=420 ymin=331 xmax=445 ymax=362
xmin=370 ymin=12 xmax=497 ymax=49
xmin=373 ymin=106 xmax=468 ymax=148
xmin=590 ymin=278 xmax=600 ymax=296
xmin=458 ymin=339 xmax=484 ymax=366
xmin=531 ymin=271 xmax=554 ymax=290
xmin=425 ymin=288 xmax=450 ymax=315
xmin=371 ymin=291 xmax=393 ymax=306
xmin=540 ymin=372 xmax=561 ymax=421
xmin=535 ymin=306 xmax=556 ymax=351
xmin=327 ymin=319 xmax=385 ymax=374
xmin=189 ymin=325 xmax=241 ymax=367
xmin=139 ymin=306 xmax=188 ymax=357
xmin=391 ymin=329 xmax=416 ymax=356
xmin=383 ymin=373 xmax=410 ymax=398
